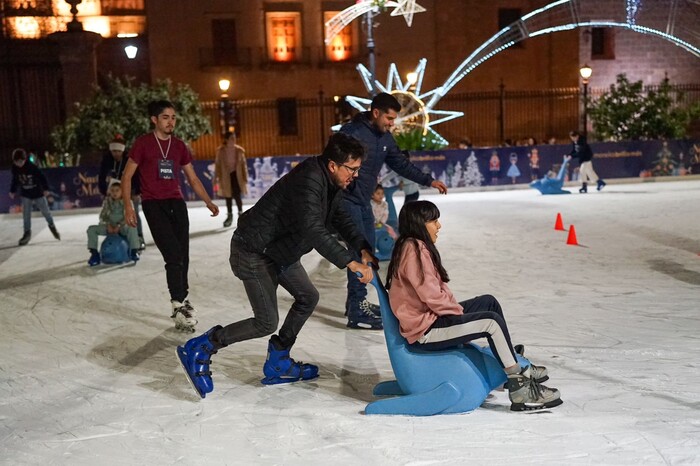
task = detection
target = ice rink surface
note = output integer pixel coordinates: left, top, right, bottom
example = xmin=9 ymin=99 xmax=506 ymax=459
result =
xmin=1 ymin=179 xmax=699 ymax=465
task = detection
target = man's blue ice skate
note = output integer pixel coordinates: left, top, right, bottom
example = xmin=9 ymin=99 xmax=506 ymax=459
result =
xmin=176 ymin=325 xmax=222 ymax=398
xmin=261 ymin=335 xmax=319 ymax=385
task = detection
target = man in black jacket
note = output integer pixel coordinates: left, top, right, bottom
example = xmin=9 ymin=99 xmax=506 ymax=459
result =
xmin=177 ymin=132 xmax=376 ymax=398
xmin=566 ymin=130 xmax=605 ymax=193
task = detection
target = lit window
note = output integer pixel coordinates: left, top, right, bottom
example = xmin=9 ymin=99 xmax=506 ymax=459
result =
xmin=265 ymin=11 xmax=301 ymax=62
xmin=324 ymin=11 xmax=355 ymax=62
xmin=10 ymin=16 xmax=42 ymax=39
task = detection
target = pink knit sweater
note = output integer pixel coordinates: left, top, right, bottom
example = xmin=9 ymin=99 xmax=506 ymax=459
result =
xmin=387 ymin=240 xmax=463 ymax=344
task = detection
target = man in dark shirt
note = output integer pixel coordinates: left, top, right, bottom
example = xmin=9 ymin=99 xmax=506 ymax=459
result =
xmin=566 ymin=130 xmax=606 ymax=193
xmin=340 ymin=93 xmax=447 ymax=329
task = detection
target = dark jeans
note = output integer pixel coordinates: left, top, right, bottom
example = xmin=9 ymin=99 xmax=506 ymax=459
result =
xmin=418 ymin=294 xmax=517 ymax=369
xmin=342 ymin=200 xmax=375 ymax=312
xmin=142 ymin=199 xmax=190 ymax=303
xmin=225 ymin=171 xmax=243 ymax=214
xmin=215 ymin=237 xmax=319 ymax=348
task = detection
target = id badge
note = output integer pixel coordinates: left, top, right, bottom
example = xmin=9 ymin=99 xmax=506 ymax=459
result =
xmin=158 ymin=159 xmax=174 ymax=180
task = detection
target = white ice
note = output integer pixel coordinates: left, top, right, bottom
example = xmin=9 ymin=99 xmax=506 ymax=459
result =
xmin=1 ymin=179 xmax=699 ymax=465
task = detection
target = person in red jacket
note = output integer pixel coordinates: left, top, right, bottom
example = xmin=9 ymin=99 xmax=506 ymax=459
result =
xmin=385 ymin=200 xmax=562 ymax=412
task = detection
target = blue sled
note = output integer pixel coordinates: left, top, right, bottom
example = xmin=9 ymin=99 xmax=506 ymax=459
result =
xmin=365 ymin=275 xmax=530 ymax=416
xmin=530 ymin=156 xmax=571 ymax=195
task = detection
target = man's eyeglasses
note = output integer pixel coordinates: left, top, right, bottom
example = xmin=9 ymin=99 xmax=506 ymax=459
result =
xmin=336 ymin=162 xmax=361 ymax=175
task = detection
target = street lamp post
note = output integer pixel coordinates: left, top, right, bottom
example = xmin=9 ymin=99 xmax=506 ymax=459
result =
xmin=218 ymin=79 xmax=232 ymax=138
xmin=579 ymin=64 xmax=592 ymax=137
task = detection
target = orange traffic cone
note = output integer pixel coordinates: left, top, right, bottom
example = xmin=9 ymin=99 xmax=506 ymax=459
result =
xmin=554 ymin=213 xmax=565 ymax=231
xmin=566 ymin=225 xmax=579 ymax=246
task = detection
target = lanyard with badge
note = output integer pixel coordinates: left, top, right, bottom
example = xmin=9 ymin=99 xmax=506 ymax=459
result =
xmin=155 ymin=132 xmax=174 ymax=179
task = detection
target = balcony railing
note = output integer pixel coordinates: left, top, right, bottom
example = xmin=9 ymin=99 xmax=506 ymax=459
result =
xmin=199 ymin=47 xmax=252 ymax=68
xmin=259 ymin=46 xmax=311 ymax=67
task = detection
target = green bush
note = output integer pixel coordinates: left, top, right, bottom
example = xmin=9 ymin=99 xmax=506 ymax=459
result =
xmin=394 ymin=128 xmax=448 ymax=151
xmin=50 ymin=76 xmax=211 ymax=159
xmin=589 ymin=74 xmax=700 ymax=141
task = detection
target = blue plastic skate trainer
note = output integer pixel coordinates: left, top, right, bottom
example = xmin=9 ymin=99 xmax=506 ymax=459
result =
xmin=365 ymin=275 xmax=530 ymax=415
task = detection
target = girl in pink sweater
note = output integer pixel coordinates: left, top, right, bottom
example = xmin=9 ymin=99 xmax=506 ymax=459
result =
xmin=385 ymin=201 xmax=562 ymax=411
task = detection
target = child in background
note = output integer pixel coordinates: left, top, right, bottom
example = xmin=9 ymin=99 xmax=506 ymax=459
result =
xmin=385 ymin=200 xmax=562 ymax=412
xmin=371 ymin=184 xmax=397 ymax=239
xmin=86 ymin=180 xmax=140 ymax=266
xmin=9 ymin=148 xmax=60 ymax=246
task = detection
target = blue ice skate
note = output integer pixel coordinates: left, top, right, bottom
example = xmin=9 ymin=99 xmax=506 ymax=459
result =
xmin=176 ymin=325 xmax=222 ymax=398
xmin=261 ymin=335 xmax=319 ymax=385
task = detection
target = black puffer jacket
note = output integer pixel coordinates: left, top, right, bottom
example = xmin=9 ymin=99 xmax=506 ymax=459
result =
xmin=234 ymin=155 xmax=371 ymax=268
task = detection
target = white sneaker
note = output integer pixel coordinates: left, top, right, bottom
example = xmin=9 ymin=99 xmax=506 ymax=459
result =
xmin=171 ymin=300 xmax=197 ymax=332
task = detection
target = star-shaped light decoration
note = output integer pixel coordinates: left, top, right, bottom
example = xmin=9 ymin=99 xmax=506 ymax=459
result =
xmin=335 ymin=59 xmax=464 ymax=146
xmin=325 ymin=0 xmax=426 ymax=44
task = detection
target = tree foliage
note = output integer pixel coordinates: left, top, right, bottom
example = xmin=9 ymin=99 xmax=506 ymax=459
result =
xmin=394 ymin=128 xmax=448 ymax=151
xmin=589 ymin=74 xmax=700 ymax=141
xmin=50 ymin=76 xmax=211 ymax=157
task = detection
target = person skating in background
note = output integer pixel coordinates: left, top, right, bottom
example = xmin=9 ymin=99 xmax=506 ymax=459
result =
xmin=340 ymin=92 xmax=447 ymax=330
xmin=121 ymin=100 xmax=219 ymax=332
xmin=177 ymin=132 xmax=375 ymax=398
xmin=86 ymin=180 xmax=140 ymax=266
xmin=9 ymin=148 xmax=60 ymax=246
xmin=371 ymin=184 xmax=397 ymax=239
xmin=566 ymin=130 xmax=605 ymax=193
xmin=385 ymin=200 xmax=562 ymax=412
xmin=98 ymin=134 xmax=145 ymax=250
xmin=214 ymin=131 xmax=248 ymax=227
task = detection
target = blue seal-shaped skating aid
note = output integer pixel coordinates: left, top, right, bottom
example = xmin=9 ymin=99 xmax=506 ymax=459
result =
xmin=100 ymin=234 xmax=130 ymax=264
xmin=365 ymin=275 xmax=530 ymax=416
xmin=530 ymin=156 xmax=571 ymax=195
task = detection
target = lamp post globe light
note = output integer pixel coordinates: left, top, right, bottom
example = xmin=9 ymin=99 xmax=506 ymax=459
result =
xmin=124 ymin=45 xmax=138 ymax=59
xmin=218 ymin=79 xmax=236 ymax=137
xmin=579 ymin=64 xmax=592 ymax=137
xmin=406 ymin=71 xmax=418 ymax=91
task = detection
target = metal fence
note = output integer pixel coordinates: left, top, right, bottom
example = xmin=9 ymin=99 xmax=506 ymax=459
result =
xmin=191 ymin=84 xmax=700 ymax=160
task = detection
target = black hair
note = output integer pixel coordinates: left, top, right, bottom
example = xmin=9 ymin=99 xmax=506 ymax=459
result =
xmin=321 ymin=132 xmax=366 ymax=164
xmin=12 ymin=148 xmax=27 ymax=162
xmin=374 ymin=184 xmax=384 ymax=192
xmin=385 ymin=200 xmax=449 ymax=289
xmin=224 ymin=131 xmax=235 ymax=140
xmin=569 ymin=130 xmax=580 ymax=137
xmin=148 ymin=100 xmax=175 ymax=119
xmin=370 ymin=92 xmax=401 ymax=113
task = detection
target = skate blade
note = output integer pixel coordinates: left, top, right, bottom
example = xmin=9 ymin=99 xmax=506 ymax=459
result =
xmin=174 ymin=322 xmax=197 ymax=333
xmin=260 ymin=373 xmax=320 ymax=385
xmin=510 ymin=397 xmax=563 ymax=412
xmin=176 ymin=346 xmax=205 ymax=399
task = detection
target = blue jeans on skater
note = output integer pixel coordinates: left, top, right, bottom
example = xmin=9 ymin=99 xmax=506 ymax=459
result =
xmin=342 ymin=199 xmax=375 ymax=313
xmin=22 ymin=196 xmax=54 ymax=232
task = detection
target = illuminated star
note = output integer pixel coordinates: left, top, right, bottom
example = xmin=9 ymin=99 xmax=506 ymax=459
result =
xmin=325 ymin=0 xmax=426 ymax=44
xmin=389 ymin=0 xmax=426 ymax=27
